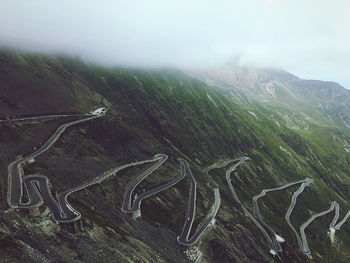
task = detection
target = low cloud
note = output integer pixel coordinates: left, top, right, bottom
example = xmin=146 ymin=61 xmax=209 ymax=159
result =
xmin=0 ymin=0 xmax=349 ymax=87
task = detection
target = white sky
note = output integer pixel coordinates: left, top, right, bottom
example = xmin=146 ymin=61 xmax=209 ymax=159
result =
xmin=0 ymin=0 xmax=349 ymax=88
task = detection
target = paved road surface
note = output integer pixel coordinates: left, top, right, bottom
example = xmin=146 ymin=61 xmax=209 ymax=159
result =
xmin=5 ymin=111 xmax=350 ymax=253
xmin=284 ymin=178 xmax=313 ymax=251
xmin=253 ymin=178 xmax=314 ymax=254
xmin=0 ymin=113 xmax=88 ymax=123
xmin=300 ymin=201 xmax=350 ymax=258
xmin=121 ymin=154 xmax=168 ymax=215
xmin=123 ymin=158 xmax=188 ymax=218
xmin=7 ymin=114 xmax=101 ymax=208
xmin=56 ymin=156 xmax=163 ymax=222
xmin=121 ymin=156 xmax=223 ymax=246
xmin=224 ymin=157 xmax=283 ymax=255
xmin=177 ymin=160 xmax=230 ymax=246
xmin=300 ymin=201 xmax=338 ymax=258
xmin=6 ymin=110 xmax=107 ymax=222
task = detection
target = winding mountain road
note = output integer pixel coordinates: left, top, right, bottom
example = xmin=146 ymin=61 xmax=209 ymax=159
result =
xmin=7 ymin=114 xmax=102 ymax=209
xmin=5 ymin=110 xmax=223 ymax=242
xmin=0 ymin=113 xmax=89 ymax=123
xmin=224 ymin=157 xmax=284 ymax=255
xmin=252 ymin=178 xmax=314 ymax=254
xmin=4 ymin=110 xmax=350 ymax=256
xmin=56 ymin=156 xmax=164 ymax=222
xmin=121 ymin=156 xmax=222 ymax=246
xmin=6 ymin=109 xmax=180 ymax=223
xmin=121 ymin=154 xmax=169 ymax=216
xmin=225 ymin=160 xmax=349 ymax=258
xmin=285 ymin=178 xmax=313 ymax=251
xmin=300 ymin=201 xmax=350 ymax=258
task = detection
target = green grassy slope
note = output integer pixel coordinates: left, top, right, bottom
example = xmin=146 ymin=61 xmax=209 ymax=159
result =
xmin=0 ymin=50 xmax=349 ymax=262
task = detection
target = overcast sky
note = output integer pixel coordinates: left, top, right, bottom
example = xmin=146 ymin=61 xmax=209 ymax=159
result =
xmin=0 ymin=0 xmax=349 ymax=88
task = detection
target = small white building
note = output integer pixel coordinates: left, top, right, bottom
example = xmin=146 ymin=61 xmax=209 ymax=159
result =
xmin=25 ymin=157 xmax=36 ymax=165
xmin=90 ymin=107 xmax=107 ymax=115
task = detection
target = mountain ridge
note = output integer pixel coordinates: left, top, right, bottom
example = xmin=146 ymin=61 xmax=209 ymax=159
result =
xmin=185 ymin=65 xmax=349 ymax=103
xmin=185 ymin=65 xmax=350 ymax=128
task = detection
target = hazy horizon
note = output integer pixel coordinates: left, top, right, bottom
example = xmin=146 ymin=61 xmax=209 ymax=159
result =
xmin=1 ymin=0 xmax=349 ymax=88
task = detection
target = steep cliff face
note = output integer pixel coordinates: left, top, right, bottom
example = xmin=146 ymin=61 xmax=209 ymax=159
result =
xmin=0 ymin=50 xmax=349 ymax=263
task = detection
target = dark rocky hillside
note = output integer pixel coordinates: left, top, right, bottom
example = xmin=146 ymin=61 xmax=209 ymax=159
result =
xmin=0 ymin=50 xmax=349 ymax=263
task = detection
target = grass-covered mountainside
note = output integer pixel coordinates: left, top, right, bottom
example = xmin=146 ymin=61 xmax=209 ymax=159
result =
xmin=0 ymin=49 xmax=349 ymax=263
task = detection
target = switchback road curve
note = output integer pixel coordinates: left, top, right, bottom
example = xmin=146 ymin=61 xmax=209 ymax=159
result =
xmin=225 ymin=159 xmax=349 ymax=258
xmin=224 ymin=157 xmax=284 ymax=255
xmin=6 ymin=109 xmax=174 ymax=223
xmin=7 ymin=113 xmax=102 ymax=209
xmin=4 ymin=110 xmax=350 ymax=255
xmin=285 ymin=178 xmax=313 ymax=252
xmin=252 ymin=178 xmax=313 ymax=254
xmin=300 ymin=201 xmax=350 ymax=258
xmin=121 ymin=156 xmax=223 ymax=246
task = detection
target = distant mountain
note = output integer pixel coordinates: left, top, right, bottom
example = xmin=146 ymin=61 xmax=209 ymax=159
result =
xmin=186 ymin=66 xmax=350 ymax=103
xmin=186 ymin=66 xmax=350 ymax=127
